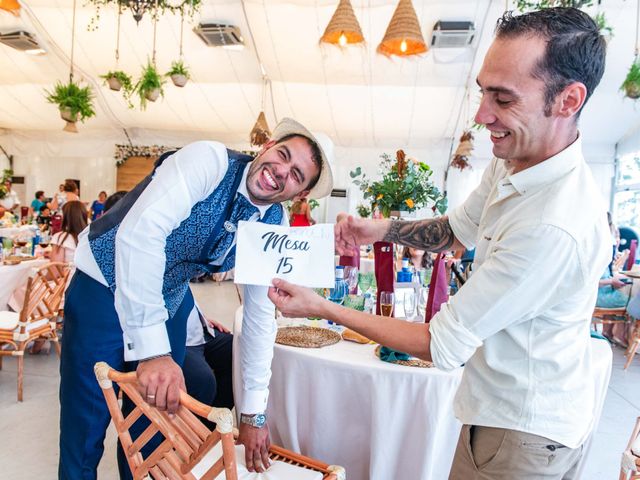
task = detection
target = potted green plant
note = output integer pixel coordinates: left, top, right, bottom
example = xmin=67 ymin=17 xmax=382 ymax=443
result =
xmin=166 ymin=60 xmax=190 ymax=87
xmin=45 ymin=80 xmax=96 ymax=132
xmin=350 ymin=150 xmax=446 ymax=218
xmin=621 ymin=60 xmax=640 ymax=100
xmin=100 ymin=70 xmax=133 ymax=93
xmin=135 ymin=61 xmax=165 ymax=109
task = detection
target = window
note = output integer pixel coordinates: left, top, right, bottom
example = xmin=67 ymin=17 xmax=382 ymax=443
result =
xmin=614 ymin=155 xmax=640 ymax=230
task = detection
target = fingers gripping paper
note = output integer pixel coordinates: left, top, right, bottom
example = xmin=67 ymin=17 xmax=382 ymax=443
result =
xmin=234 ymin=221 xmax=335 ymax=288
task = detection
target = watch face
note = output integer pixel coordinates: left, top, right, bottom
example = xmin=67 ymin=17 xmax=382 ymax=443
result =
xmin=254 ymin=414 xmax=266 ymax=427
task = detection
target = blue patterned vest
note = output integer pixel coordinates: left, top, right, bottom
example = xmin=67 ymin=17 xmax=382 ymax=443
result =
xmin=88 ymin=149 xmax=283 ymax=317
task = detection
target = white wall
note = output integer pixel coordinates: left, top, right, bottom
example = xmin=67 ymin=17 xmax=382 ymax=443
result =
xmin=2 ymin=128 xmax=615 ymax=215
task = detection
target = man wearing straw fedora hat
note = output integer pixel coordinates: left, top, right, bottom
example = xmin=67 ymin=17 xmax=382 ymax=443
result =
xmin=59 ymin=117 xmax=333 ymax=479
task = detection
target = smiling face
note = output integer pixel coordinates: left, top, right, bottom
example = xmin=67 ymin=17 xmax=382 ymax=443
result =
xmin=245 ymin=136 xmax=320 ymax=205
xmin=475 ymin=35 xmax=580 ymax=170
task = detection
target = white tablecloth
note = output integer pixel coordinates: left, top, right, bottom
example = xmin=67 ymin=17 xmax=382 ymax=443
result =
xmin=0 ymin=225 xmax=37 ymax=239
xmin=0 ymin=259 xmax=48 ymax=311
xmin=233 ymin=307 xmax=463 ymax=480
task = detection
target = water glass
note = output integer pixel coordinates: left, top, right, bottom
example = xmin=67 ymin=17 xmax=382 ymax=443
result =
xmin=344 ymin=266 xmax=359 ymax=294
xmin=380 ymin=291 xmax=394 ymax=317
xmin=416 ymin=287 xmax=428 ymax=320
xmin=403 ymin=291 xmax=416 ymax=320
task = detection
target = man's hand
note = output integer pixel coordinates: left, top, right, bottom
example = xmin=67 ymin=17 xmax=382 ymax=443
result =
xmin=205 ymin=316 xmax=231 ymax=333
xmin=268 ymin=278 xmax=326 ymax=318
xmin=612 ymin=276 xmax=628 ymax=289
xmin=334 ymin=213 xmax=389 ymax=255
xmin=136 ymin=356 xmax=185 ymax=414
xmin=237 ymin=422 xmax=271 ymax=473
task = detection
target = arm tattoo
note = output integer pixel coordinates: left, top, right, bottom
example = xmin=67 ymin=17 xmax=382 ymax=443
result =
xmin=383 ymin=217 xmax=455 ymax=252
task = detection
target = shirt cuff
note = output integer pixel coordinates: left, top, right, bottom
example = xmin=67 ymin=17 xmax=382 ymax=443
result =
xmin=122 ymin=322 xmax=171 ymax=362
xmin=241 ymin=388 xmax=269 ymax=414
xmin=429 ymin=304 xmax=482 ymax=371
xmin=448 ymin=205 xmax=477 ymax=250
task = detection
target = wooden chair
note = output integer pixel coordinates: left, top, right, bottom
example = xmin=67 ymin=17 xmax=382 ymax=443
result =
xmin=620 ymin=417 xmax=640 ymax=480
xmin=94 ymin=362 xmax=345 ymax=480
xmin=626 ymin=322 xmax=640 ymax=370
xmin=0 ymin=262 xmax=70 ymax=401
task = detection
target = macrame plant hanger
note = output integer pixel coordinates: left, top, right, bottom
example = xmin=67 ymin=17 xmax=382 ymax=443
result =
xmin=63 ymin=0 xmax=79 ymax=133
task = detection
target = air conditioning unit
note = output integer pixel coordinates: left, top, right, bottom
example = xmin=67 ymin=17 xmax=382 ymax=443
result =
xmin=431 ymin=21 xmax=475 ymax=48
xmin=0 ymin=31 xmax=43 ymax=52
xmin=193 ymin=24 xmax=244 ymax=48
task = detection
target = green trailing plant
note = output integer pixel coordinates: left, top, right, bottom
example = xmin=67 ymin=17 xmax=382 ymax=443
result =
xmin=515 ymin=0 xmax=594 ymax=12
xmin=0 ymin=169 xmax=13 ymax=200
xmin=86 ymin=0 xmax=203 ymax=31
xmin=166 ymin=60 xmax=190 ymax=79
xmin=350 ymin=150 xmax=447 ymax=218
xmin=135 ymin=61 xmax=165 ymax=110
xmin=308 ymin=199 xmax=319 ymax=211
xmin=101 ymin=70 xmax=133 ymax=93
xmin=621 ymin=61 xmax=640 ymax=100
xmin=45 ymin=80 xmax=96 ymax=123
xmin=593 ymin=12 xmax=614 ymax=38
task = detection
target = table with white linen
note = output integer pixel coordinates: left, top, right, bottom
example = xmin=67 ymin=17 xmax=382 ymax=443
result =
xmin=0 ymin=225 xmax=37 ymax=240
xmin=233 ymin=307 xmax=464 ymax=480
xmin=0 ymin=259 xmax=48 ymax=311
xmin=232 ymin=306 xmax=613 ymax=480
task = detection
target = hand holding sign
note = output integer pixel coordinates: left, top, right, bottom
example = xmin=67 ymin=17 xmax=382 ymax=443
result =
xmin=234 ymin=222 xmax=334 ymax=288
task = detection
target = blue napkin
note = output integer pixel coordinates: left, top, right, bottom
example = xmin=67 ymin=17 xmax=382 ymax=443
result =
xmin=379 ymin=346 xmax=411 ymax=362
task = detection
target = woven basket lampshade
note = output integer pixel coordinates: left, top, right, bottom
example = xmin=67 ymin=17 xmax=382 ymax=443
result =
xmin=0 ymin=0 xmax=20 ymax=15
xmin=250 ymin=111 xmax=271 ymax=147
xmin=320 ymin=0 xmax=364 ymax=46
xmin=377 ymin=0 xmax=427 ymax=57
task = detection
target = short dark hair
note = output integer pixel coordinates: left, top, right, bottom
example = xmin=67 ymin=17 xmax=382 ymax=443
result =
xmin=35 ymin=190 xmax=44 ymax=199
xmin=276 ymin=134 xmax=323 ymax=193
xmin=63 ymin=179 xmax=78 ymax=193
xmin=39 ymin=204 xmax=50 ymax=213
xmin=495 ymin=7 xmax=606 ymax=116
xmin=104 ymin=190 xmax=128 ymax=212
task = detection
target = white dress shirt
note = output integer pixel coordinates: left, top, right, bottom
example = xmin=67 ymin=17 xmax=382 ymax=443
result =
xmin=430 ymin=136 xmax=611 ymax=448
xmin=75 ymin=141 xmax=287 ymax=414
xmin=0 ymin=190 xmax=20 ymax=210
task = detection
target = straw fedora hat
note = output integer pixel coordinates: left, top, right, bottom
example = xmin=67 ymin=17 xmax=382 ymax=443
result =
xmin=270 ymin=117 xmax=334 ymax=199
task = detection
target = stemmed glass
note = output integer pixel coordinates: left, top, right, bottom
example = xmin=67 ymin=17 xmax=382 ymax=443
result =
xmin=380 ymin=291 xmax=394 ymax=317
xmin=416 ymin=288 xmax=429 ymax=320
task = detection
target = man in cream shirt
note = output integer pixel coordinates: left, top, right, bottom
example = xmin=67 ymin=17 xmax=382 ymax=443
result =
xmin=269 ymin=8 xmax=611 ymax=479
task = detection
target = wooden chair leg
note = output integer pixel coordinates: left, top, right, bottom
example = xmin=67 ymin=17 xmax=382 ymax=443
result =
xmin=626 ymin=340 xmax=640 ymax=370
xmin=0 ymin=355 xmax=3 ymax=370
xmin=17 ymin=354 xmax=24 ymax=402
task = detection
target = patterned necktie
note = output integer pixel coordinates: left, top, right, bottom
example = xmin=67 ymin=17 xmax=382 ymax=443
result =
xmin=228 ymin=193 xmax=260 ymax=227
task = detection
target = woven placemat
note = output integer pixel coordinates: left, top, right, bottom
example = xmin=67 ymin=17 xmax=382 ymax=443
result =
xmin=375 ymin=345 xmax=433 ymax=368
xmin=276 ymin=326 xmax=341 ymax=348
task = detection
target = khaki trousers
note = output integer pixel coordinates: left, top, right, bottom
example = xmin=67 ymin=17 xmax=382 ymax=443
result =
xmin=449 ymin=425 xmax=583 ymax=480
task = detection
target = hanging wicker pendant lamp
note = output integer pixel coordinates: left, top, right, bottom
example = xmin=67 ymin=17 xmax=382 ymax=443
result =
xmin=377 ymin=0 xmax=427 ymax=57
xmin=250 ymin=111 xmax=271 ymax=147
xmin=320 ymin=0 xmax=364 ymax=47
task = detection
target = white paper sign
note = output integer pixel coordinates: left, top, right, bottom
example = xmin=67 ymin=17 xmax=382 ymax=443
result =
xmin=234 ymin=221 xmax=334 ymax=288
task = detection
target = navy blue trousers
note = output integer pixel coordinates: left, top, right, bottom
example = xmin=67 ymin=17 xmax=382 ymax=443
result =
xmin=58 ymin=270 xmax=193 ymax=480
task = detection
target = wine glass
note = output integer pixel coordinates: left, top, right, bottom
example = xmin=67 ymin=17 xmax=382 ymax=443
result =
xmin=344 ymin=266 xmax=359 ymax=294
xmin=403 ymin=291 xmax=416 ymax=320
xmin=380 ymin=291 xmax=394 ymax=317
xmin=416 ymin=287 xmax=428 ymax=320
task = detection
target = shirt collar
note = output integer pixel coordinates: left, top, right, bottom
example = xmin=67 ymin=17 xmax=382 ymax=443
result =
xmin=506 ymin=134 xmax=583 ymax=196
xmin=237 ymin=163 xmax=272 ymax=219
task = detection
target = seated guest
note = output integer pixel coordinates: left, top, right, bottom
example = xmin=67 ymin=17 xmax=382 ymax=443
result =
xmin=37 ymin=204 xmax=52 ymax=230
xmin=183 ymin=306 xmax=234 ymax=415
xmin=597 ymin=270 xmax=629 ymax=309
xmin=50 ymin=201 xmax=87 ymax=264
xmin=30 ymin=190 xmax=47 ymax=218
xmin=1 ymin=179 xmax=20 ymax=213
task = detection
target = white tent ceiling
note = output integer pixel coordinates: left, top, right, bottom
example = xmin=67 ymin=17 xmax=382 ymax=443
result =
xmin=0 ymin=0 xmax=638 ymax=156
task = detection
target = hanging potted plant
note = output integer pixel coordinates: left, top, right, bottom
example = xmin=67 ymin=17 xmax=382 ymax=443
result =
xmin=166 ymin=60 xmax=190 ymax=87
xmin=621 ymin=60 xmax=640 ymax=100
xmin=135 ymin=61 xmax=165 ymax=109
xmin=100 ymin=70 xmax=133 ymax=93
xmin=45 ymin=80 xmax=96 ymax=133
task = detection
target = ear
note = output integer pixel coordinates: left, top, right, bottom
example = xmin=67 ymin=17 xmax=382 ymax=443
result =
xmin=556 ymin=81 xmax=587 ymax=119
xmin=258 ymin=139 xmax=277 ymax=156
xmin=295 ymin=190 xmax=310 ymax=200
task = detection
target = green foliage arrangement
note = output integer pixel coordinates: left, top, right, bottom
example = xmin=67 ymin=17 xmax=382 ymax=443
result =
xmin=101 ymin=70 xmax=134 ymax=94
xmin=45 ymin=81 xmax=96 ymax=123
xmin=350 ymin=150 xmax=447 ymax=218
xmin=356 ymin=204 xmax=371 ymax=218
xmin=621 ymin=61 xmax=640 ymax=100
xmin=515 ymin=0 xmax=594 ymax=11
xmin=0 ymin=169 xmax=13 ymax=199
xmin=308 ymin=199 xmax=320 ymax=211
xmin=86 ymin=0 xmax=202 ymax=31
xmin=135 ymin=61 xmax=165 ymax=110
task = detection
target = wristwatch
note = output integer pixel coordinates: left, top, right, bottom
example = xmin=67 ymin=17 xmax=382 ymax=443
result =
xmin=240 ymin=413 xmax=267 ymax=428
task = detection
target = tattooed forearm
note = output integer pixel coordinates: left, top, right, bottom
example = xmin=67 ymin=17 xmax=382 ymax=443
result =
xmin=383 ymin=217 xmax=455 ymax=252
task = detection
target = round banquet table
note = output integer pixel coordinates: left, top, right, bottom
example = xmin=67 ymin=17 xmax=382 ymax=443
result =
xmin=0 ymin=259 xmax=48 ymax=310
xmin=232 ymin=306 xmax=613 ymax=480
xmin=232 ymin=307 xmax=464 ymax=480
